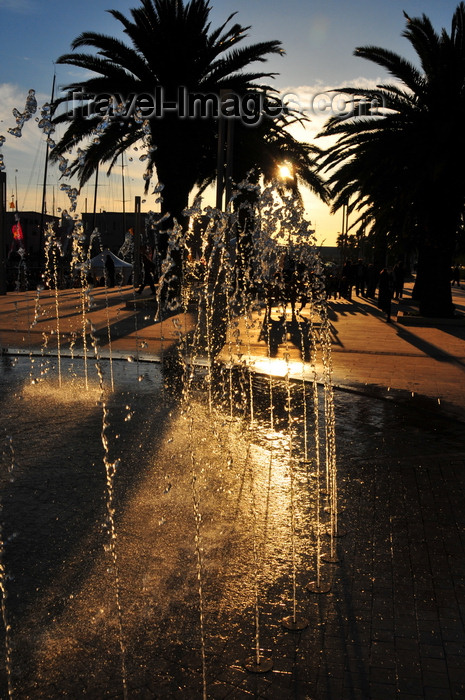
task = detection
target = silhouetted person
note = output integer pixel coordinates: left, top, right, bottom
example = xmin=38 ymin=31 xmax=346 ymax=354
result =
xmin=355 ymin=259 xmax=367 ymax=297
xmin=451 ymin=265 xmax=461 ymax=287
xmin=366 ymin=264 xmax=379 ymax=298
xmin=377 ymin=268 xmax=394 ymax=322
xmin=137 ymin=249 xmax=157 ymax=295
xmin=341 ymin=260 xmax=354 ymax=299
xmin=393 ymin=260 xmax=405 ymax=299
xmin=325 ymin=269 xmax=340 ymax=299
xmin=104 ymin=252 xmax=115 ymax=287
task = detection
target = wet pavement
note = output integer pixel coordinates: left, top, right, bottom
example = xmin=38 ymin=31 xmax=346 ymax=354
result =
xmin=0 ymin=281 xmax=464 ymax=699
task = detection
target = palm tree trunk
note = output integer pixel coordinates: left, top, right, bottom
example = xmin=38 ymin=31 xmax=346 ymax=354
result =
xmin=413 ymin=220 xmax=456 ymax=318
xmin=154 ymin=145 xmax=193 ymax=306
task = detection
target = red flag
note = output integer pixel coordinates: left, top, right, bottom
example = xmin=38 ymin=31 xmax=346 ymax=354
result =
xmin=12 ymin=221 xmax=24 ymax=241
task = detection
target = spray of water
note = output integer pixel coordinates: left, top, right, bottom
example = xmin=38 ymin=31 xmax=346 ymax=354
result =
xmin=44 ymin=223 xmax=63 ymax=386
xmin=70 ymin=222 xmax=90 ymax=388
xmin=89 ymin=323 xmax=128 ymax=698
xmin=0 ymin=435 xmax=16 ymax=699
xmin=1 ymin=87 xmax=340 ymax=693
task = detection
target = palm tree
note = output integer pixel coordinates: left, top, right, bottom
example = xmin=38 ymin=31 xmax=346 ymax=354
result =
xmin=195 ymin=91 xmax=330 ymax=203
xmin=51 ymin=0 xmax=285 ymax=229
xmin=319 ymin=3 xmax=465 ymax=317
xmin=191 ymin=99 xmax=330 ymax=298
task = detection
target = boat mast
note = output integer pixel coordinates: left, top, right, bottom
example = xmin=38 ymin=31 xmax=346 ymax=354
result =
xmin=121 ymin=153 xmax=126 ymax=234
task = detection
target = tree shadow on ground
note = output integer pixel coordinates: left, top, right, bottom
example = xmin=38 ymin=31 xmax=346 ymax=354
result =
xmin=395 ymin=324 xmax=465 ymax=370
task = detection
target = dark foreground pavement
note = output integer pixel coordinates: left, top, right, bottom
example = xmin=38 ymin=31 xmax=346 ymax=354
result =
xmin=0 ymin=281 xmax=464 ymax=699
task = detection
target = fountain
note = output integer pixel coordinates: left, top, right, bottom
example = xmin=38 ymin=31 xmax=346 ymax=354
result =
xmin=0 ymin=94 xmax=341 ymax=699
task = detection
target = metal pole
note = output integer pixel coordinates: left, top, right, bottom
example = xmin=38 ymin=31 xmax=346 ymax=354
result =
xmin=225 ymin=115 xmax=235 ymax=208
xmin=0 ymin=171 xmax=6 ymax=294
xmin=345 ymin=200 xmax=349 ymax=242
xmin=39 ymin=72 xmax=56 ymax=268
xmin=92 ymin=165 xmax=99 ymax=230
xmin=340 ymin=203 xmax=346 ymax=264
xmin=121 ymin=153 xmax=127 ymax=235
xmin=216 ymin=90 xmax=226 ymax=210
xmin=133 ymin=196 xmax=141 ymax=287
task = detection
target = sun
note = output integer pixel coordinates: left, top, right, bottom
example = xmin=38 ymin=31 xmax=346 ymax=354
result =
xmin=278 ymin=163 xmax=293 ymax=180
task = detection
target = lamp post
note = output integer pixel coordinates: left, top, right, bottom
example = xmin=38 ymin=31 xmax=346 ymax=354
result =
xmin=216 ymin=90 xmax=235 ymax=211
xmin=133 ymin=196 xmax=141 ymax=288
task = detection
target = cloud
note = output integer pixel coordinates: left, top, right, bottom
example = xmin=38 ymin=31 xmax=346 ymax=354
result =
xmin=278 ymin=76 xmax=396 ymax=141
xmin=0 ymin=0 xmax=36 ymax=12
xmin=280 ymin=76 xmax=391 ymax=112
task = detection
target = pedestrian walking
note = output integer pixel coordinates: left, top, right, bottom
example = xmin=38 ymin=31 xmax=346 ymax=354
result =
xmin=136 ymin=248 xmax=157 ymax=295
xmin=451 ymin=265 xmax=461 ymax=287
xmin=377 ymin=268 xmax=394 ymax=322
xmin=341 ymin=260 xmax=354 ymax=300
xmin=355 ymin=259 xmax=367 ymax=297
xmin=104 ymin=252 xmax=115 ymax=287
xmin=366 ymin=264 xmax=379 ymax=298
xmin=393 ymin=260 xmax=405 ymax=299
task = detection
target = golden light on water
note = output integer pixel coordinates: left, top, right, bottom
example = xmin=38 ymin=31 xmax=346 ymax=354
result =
xmin=250 ymin=358 xmax=290 ymax=377
xmin=22 ymin=376 xmax=104 ymax=402
xmin=243 ymin=357 xmax=306 ymax=378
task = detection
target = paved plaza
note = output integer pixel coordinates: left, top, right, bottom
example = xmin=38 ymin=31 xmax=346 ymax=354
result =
xmin=1 ymin=280 xmax=465 ymax=413
xmin=0 ymin=279 xmax=464 ymax=699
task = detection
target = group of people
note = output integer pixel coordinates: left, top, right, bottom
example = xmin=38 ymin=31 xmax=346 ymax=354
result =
xmin=325 ymin=259 xmax=405 ymax=322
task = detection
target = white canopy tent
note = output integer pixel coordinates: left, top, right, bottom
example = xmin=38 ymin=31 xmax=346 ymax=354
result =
xmin=89 ymin=250 xmax=133 ymax=285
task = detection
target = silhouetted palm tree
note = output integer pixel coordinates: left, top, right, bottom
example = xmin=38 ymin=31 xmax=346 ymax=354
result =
xmin=319 ymin=3 xmax=465 ymax=317
xmin=196 ymin=97 xmax=330 ymax=205
xmin=206 ymin=108 xmax=330 ymax=300
xmin=52 ymin=0 xmax=286 ymax=228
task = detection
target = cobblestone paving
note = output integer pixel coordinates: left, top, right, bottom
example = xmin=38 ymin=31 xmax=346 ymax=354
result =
xmin=0 ymin=281 xmax=464 ymax=698
xmin=0 ymin=357 xmax=463 ymax=699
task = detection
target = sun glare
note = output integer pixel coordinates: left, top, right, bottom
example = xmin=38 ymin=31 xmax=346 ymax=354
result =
xmin=278 ymin=163 xmax=293 ymax=180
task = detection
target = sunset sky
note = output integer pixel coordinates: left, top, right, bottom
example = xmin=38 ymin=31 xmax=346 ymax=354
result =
xmin=0 ymin=0 xmax=461 ymax=245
